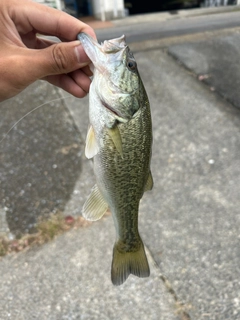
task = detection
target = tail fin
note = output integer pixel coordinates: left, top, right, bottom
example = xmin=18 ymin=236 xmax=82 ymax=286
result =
xmin=111 ymin=239 xmax=150 ymax=286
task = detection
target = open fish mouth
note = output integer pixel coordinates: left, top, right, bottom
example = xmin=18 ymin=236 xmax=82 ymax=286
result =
xmin=78 ymin=33 xmax=127 ymax=71
xmin=78 ymin=33 xmax=126 ymax=54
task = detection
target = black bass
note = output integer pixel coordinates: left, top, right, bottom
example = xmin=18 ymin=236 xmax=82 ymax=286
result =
xmin=78 ymin=33 xmax=153 ymax=286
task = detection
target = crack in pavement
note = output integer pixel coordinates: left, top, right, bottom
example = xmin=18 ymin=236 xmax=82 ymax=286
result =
xmin=145 ymin=245 xmax=192 ymax=320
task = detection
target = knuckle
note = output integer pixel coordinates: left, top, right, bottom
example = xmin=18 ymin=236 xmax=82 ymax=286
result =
xmin=52 ymin=44 xmax=68 ymax=72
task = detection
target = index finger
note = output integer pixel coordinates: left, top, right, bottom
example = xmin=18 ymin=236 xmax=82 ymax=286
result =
xmin=9 ymin=0 xmax=97 ymax=41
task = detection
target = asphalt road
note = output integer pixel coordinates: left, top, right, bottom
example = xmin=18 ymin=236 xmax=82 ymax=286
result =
xmin=96 ymin=10 xmax=240 ymax=43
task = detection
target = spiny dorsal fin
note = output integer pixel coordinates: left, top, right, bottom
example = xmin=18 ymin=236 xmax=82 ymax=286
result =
xmin=85 ymin=125 xmax=99 ymax=159
xmin=107 ymin=126 xmax=123 ymax=158
xmin=82 ymin=184 xmax=108 ymax=221
xmin=144 ymin=171 xmax=154 ymax=192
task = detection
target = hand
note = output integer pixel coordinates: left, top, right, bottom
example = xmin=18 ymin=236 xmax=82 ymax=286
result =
xmin=0 ymin=0 xmax=97 ymax=102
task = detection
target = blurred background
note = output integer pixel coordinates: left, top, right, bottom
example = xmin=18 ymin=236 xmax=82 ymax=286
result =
xmin=36 ymin=0 xmax=240 ymax=19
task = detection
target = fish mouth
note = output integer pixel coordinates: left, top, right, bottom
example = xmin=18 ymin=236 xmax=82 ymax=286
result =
xmin=78 ymin=33 xmax=126 ymax=53
xmin=78 ymin=33 xmax=127 ymax=69
xmin=101 ymin=99 xmax=128 ymax=123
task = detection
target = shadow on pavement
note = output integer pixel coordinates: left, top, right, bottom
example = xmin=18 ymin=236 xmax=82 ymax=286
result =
xmin=0 ymin=82 xmax=83 ymax=236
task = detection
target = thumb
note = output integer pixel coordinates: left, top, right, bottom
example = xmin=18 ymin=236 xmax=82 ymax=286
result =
xmin=32 ymin=40 xmax=90 ymax=78
xmin=0 ymin=40 xmax=91 ymax=101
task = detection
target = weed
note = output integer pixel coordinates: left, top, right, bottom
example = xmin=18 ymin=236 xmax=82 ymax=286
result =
xmin=0 ymin=211 xmax=92 ymax=258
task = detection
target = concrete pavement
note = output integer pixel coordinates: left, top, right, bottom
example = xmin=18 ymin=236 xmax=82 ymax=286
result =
xmin=1 ymin=9 xmax=240 ymax=320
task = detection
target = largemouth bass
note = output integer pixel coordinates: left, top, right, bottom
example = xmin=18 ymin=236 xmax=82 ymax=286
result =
xmin=78 ymin=33 xmax=153 ymax=286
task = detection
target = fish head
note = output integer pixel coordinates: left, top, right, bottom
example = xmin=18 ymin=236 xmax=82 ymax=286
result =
xmin=78 ymin=33 xmax=141 ymax=124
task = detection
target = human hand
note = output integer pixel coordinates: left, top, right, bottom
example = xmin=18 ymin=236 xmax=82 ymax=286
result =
xmin=0 ymin=0 xmax=97 ymax=102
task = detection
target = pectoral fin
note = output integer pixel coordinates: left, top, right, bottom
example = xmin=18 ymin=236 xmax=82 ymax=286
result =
xmin=107 ymin=126 xmax=123 ymax=158
xmin=82 ymin=184 xmax=108 ymax=221
xmin=85 ymin=125 xmax=99 ymax=159
xmin=144 ymin=171 xmax=154 ymax=192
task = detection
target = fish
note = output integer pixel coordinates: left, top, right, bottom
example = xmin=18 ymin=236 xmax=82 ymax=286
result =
xmin=78 ymin=33 xmax=153 ymax=286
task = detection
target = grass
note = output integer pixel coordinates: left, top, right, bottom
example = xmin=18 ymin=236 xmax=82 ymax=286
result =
xmin=0 ymin=212 xmax=92 ymax=257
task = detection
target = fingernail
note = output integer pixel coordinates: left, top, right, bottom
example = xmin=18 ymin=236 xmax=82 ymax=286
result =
xmin=74 ymin=44 xmax=90 ymax=64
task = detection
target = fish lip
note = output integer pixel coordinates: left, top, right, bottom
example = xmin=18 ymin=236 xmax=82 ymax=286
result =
xmin=78 ymin=33 xmax=102 ymax=64
xmin=100 ymin=99 xmax=128 ymax=123
xmin=78 ymin=33 xmax=99 ymax=47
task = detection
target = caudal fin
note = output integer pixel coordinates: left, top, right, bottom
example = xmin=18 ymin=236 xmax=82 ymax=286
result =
xmin=111 ymin=239 xmax=150 ymax=286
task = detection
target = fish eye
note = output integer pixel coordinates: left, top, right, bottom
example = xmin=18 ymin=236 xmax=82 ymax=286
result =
xmin=127 ymin=59 xmax=137 ymax=71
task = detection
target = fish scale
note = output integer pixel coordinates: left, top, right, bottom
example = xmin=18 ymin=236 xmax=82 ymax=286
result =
xmin=78 ymin=33 xmax=153 ymax=286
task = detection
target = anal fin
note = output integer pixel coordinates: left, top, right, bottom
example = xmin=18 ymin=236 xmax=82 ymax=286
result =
xmin=82 ymin=184 xmax=108 ymax=221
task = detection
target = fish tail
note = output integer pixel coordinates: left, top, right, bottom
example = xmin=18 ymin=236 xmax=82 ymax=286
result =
xmin=111 ymin=239 xmax=150 ymax=286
